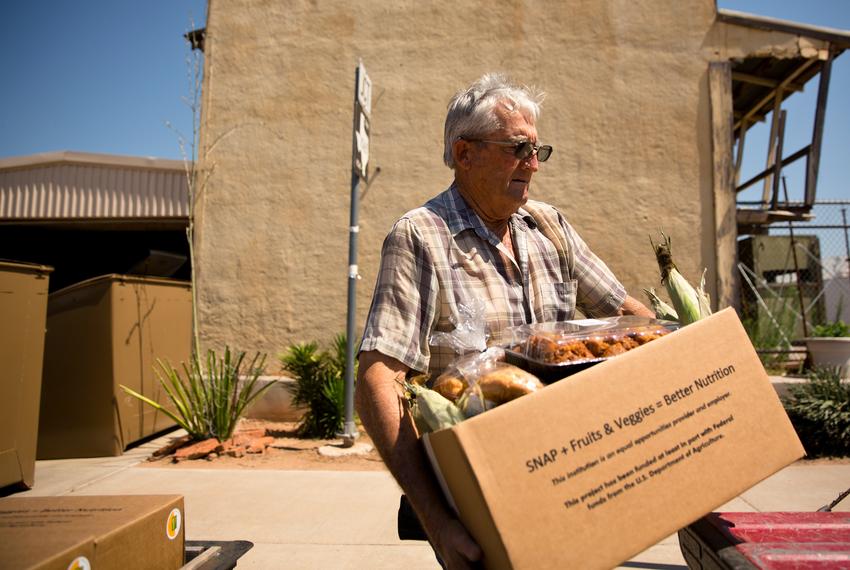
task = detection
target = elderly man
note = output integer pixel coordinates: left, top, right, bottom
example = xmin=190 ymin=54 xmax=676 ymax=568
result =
xmin=355 ymin=73 xmax=652 ymax=568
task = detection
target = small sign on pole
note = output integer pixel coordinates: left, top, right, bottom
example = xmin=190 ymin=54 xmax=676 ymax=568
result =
xmin=353 ymin=61 xmax=371 ymax=181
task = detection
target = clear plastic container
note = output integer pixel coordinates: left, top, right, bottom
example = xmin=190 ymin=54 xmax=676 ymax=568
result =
xmin=498 ymin=316 xmax=679 ymax=383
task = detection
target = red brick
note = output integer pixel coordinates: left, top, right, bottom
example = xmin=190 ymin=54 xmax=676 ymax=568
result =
xmin=174 ymin=438 xmax=222 ymax=460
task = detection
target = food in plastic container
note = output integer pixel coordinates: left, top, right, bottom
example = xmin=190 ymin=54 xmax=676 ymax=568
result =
xmin=500 ymin=316 xmax=679 ymax=383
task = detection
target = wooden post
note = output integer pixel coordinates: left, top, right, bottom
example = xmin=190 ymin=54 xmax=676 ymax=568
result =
xmin=709 ymin=62 xmax=741 ymax=313
xmin=805 ymin=51 xmax=833 ymax=208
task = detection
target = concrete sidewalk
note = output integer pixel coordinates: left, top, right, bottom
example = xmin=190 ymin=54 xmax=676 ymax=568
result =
xmin=11 ymin=432 xmax=850 ymax=570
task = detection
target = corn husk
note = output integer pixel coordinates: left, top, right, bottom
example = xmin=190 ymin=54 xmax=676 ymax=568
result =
xmin=650 ymin=232 xmax=712 ymax=325
xmin=404 ymin=382 xmax=465 ymax=433
xmin=696 ymin=269 xmax=712 ymax=318
xmin=643 ymin=287 xmax=679 ymax=321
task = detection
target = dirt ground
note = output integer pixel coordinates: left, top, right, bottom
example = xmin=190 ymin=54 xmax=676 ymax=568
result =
xmin=138 ymin=419 xmax=388 ymax=472
xmin=137 ymin=418 xmax=849 ymax=471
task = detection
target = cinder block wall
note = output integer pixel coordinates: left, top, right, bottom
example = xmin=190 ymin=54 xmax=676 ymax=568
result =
xmin=195 ymin=0 xmax=720 ymax=369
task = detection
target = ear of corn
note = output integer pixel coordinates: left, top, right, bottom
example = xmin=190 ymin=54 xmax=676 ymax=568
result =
xmin=643 ymin=287 xmax=679 ymax=321
xmin=404 ymin=382 xmax=465 ymax=433
xmin=650 ymin=232 xmax=712 ymax=326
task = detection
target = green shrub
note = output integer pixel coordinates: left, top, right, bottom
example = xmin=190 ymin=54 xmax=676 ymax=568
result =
xmin=784 ymin=366 xmax=850 ymax=457
xmin=121 ymin=347 xmax=271 ymax=441
xmin=280 ymin=334 xmax=354 ymax=438
xmin=742 ymin=299 xmax=800 ymax=373
xmin=811 ymin=321 xmax=850 ymax=338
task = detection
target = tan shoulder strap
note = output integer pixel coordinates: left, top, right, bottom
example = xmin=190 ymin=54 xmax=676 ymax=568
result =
xmin=522 ymin=201 xmax=573 ymax=282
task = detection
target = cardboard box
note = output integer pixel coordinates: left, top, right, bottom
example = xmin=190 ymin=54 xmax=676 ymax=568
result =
xmin=0 ymin=494 xmax=185 ymax=570
xmin=424 ymin=309 xmax=805 ymax=569
xmin=0 ymin=261 xmax=53 ymax=489
xmin=39 ymin=275 xmax=191 ymax=459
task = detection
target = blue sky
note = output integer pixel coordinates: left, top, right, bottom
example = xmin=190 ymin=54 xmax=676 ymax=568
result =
xmin=0 ymin=1 xmax=846 ymax=204
xmin=0 ymin=1 xmax=206 ymax=162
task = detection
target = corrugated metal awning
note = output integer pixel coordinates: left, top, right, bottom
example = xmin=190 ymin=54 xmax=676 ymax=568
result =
xmin=0 ymin=151 xmax=190 ymax=222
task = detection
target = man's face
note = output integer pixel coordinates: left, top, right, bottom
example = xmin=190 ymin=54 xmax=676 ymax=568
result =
xmin=464 ymin=105 xmax=540 ymax=220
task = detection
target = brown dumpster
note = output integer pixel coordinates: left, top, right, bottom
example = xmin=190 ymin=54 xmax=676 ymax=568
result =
xmin=0 ymin=260 xmax=52 ymax=489
xmin=38 ymin=275 xmax=192 ymax=459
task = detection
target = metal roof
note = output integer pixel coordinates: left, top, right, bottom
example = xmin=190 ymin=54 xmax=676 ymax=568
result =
xmin=0 ymin=151 xmax=189 ymax=223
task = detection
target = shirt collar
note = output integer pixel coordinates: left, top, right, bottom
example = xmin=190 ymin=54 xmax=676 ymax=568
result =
xmin=438 ymin=183 xmax=536 ymax=236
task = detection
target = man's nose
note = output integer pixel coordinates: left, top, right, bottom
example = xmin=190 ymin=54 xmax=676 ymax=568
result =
xmin=521 ymin=154 xmax=539 ymax=172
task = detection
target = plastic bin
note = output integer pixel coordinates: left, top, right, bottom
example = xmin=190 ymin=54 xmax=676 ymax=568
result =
xmin=0 ymin=260 xmax=52 ymax=489
xmin=38 ymin=274 xmax=192 ymax=459
xmin=679 ymin=511 xmax=850 ymax=569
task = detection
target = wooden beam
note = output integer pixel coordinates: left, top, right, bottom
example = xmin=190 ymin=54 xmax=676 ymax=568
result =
xmin=709 ymin=62 xmax=740 ymax=312
xmin=734 ymin=118 xmax=747 ymax=187
xmin=732 ymin=71 xmax=803 ymax=92
xmin=770 ymin=111 xmax=787 ymax=210
xmin=762 ymin=90 xmax=785 ymax=203
xmin=734 ymin=58 xmax=818 ymax=133
xmin=735 ymin=145 xmax=811 ymax=193
xmin=805 ymin=50 xmax=833 ymax=207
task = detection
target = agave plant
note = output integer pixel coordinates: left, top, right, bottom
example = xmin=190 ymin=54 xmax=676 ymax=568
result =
xmin=121 ymin=347 xmax=272 ymax=441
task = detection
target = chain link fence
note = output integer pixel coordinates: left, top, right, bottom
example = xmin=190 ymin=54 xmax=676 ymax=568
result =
xmin=737 ymin=201 xmax=850 ymax=372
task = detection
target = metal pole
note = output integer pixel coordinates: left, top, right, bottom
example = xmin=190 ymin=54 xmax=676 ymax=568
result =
xmin=783 ymin=177 xmax=808 ymax=338
xmin=340 ymin=64 xmax=364 ymax=447
xmin=341 ymin=168 xmax=360 ymax=446
xmin=843 ymin=208 xmax=850 ymax=297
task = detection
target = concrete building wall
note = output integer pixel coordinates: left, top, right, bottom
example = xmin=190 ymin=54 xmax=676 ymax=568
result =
xmin=194 ymin=0 xmax=719 ymax=367
xmin=194 ymin=0 xmax=825 ymax=370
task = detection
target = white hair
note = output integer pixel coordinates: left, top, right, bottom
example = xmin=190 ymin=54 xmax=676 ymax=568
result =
xmin=443 ymin=73 xmax=545 ymax=169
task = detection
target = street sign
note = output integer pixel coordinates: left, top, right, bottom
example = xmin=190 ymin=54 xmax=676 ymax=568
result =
xmin=357 ymin=61 xmax=372 ymax=117
xmin=354 ymin=110 xmax=369 ymax=180
xmin=353 ymin=61 xmax=371 ymax=180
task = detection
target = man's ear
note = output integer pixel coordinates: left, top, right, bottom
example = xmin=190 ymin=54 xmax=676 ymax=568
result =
xmin=453 ymin=138 xmax=473 ymax=171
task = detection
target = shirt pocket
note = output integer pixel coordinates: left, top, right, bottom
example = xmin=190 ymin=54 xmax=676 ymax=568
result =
xmin=538 ymin=280 xmax=577 ymax=322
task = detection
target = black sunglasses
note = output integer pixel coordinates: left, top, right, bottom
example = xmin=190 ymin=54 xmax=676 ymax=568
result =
xmin=462 ymin=138 xmax=553 ymax=162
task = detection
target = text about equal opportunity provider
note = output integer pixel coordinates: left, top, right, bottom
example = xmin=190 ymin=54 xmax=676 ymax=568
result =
xmin=522 ymin=364 xmax=737 ymax=512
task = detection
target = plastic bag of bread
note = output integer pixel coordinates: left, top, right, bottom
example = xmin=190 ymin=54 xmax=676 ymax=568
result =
xmin=432 ymin=348 xmax=544 ymax=417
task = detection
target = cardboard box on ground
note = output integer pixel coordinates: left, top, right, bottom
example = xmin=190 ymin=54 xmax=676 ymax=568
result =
xmin=0 ymin=495 xmax=185 ymax=570
xmin=423 ymin=309 xmax=805 ymax=570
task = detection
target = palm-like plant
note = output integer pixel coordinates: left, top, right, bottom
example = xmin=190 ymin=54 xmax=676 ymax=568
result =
xmin=784 ymin=366 xmax=850 ymax=457
xmin=281 ymin=334 xmax=353 ymax=438
xmin=121 ymin=347 xmax=272 ymax=441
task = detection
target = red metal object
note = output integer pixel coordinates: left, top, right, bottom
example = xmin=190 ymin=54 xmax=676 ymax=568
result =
xmin=679 ymin=512 xmax=850 ymax=569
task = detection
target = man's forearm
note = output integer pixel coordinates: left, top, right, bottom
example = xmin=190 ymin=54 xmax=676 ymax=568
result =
xmin=354 ymin=351 xmax=458 ymax=542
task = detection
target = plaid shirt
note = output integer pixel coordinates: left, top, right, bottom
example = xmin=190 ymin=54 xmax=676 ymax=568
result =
xmin=360 ymin=184 xmax=626 ymax=375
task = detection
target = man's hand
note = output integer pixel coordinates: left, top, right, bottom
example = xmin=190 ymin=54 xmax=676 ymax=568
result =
xmin=619 ymin=294 xmax=655 ymax=318
xmin=432 ymin=518 xmax=483 ymax=569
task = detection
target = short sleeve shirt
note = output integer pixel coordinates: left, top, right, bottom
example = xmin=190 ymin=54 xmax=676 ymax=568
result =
xmin=359 ymin=184 xmax=626 ymax=376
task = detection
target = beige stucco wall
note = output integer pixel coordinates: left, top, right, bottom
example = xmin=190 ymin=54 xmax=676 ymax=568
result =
xmin=195 ymin=0 xmax=826 ymax=370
